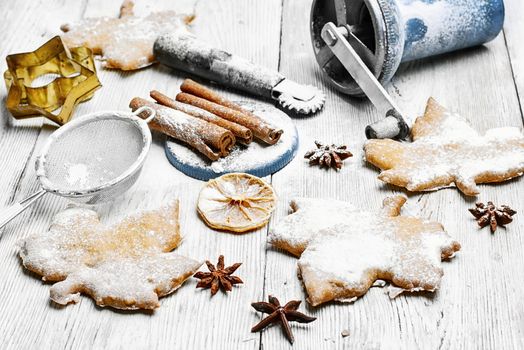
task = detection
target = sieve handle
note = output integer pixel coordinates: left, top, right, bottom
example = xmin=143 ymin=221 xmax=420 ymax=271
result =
xmin=133 ymin=106 xmax=156 ymax=123
xmin=0 ymin=189 xmax=46 ymax=230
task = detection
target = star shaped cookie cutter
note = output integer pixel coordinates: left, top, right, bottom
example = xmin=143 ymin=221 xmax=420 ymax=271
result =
xmin=4 ymin=36 xmax=101 ymax=125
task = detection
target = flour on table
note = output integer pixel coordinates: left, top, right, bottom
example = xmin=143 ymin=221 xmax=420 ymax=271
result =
xmin=65 ymin=163 xmax=89 ymax=187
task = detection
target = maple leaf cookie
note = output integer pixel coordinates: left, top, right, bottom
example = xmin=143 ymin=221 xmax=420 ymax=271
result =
xmin=269 ymin=196 xmax=460 ymax=306
xmin=364 ymin=98 xmax=524 ymax=196
xmin=60 ymin=1 xmax=192 ymax=70
xmin=19 ymin=201 xmax=202 ymax=310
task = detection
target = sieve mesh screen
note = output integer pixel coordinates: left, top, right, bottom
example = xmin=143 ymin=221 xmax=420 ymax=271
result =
xmin=43 ymin=118 xmax=145 ymax=192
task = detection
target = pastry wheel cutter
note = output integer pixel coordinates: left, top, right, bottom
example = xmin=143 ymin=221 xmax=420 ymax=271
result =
xmin=154 ymin=33 xmax=325 ymax=115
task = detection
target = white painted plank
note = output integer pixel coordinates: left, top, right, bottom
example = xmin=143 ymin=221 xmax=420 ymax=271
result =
xmin=264 ymin=0 xmax=524 ymax=349
xmin=0 ymin=1 xmax=89 ymax=347
xmin=504 ymin=0 xmax=524 ymax=120
xmin=0 ymin=0 xmax=283 ymax=349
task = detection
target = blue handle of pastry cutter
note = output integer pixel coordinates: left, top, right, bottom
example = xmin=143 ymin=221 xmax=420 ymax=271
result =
xmin=0 ymin=189 xmax=46 ymax=231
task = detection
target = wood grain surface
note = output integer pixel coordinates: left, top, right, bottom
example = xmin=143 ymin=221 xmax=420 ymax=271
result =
xmin=0 ymin=0 xmax=522 ymax=349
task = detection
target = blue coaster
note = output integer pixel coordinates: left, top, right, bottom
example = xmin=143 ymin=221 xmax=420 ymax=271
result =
xmin=165 ymin=101 xmax=299 ymax=181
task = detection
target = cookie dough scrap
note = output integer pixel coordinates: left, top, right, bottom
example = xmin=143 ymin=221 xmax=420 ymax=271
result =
xmin=364 ymin=98 xmax=524 ymax=196
xmin=60 ymin=2 xmax=192 ymax=70
xmin=269 ymin=196 xmax=460 ymax=306
xmin=19 ymin=201 xmax=202 ymax=310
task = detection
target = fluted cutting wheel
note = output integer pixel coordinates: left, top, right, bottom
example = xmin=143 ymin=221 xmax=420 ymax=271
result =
xmin=277 ymin=84 xmax=326 ymax=115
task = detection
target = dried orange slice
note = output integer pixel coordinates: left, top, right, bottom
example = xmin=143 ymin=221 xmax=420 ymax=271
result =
xmin=197 ymin=173 xmax=277 ymax=233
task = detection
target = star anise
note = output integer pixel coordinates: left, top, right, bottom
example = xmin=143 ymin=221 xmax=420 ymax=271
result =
xmin=251 ymin=295 xmax=316 ymax=344
xmin=194 ymin=255 xmax=243 ymax=295
xmin=469 ymin=202 xmax=516 ymax=233
xmin=304 ymin=141 xmax=353 ymax=170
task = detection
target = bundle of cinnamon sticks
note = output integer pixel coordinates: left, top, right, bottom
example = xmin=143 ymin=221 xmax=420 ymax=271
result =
xmin=129 ymin=79 xmax=283 ymax=161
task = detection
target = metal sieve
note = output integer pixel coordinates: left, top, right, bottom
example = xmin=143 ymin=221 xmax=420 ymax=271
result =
xmin=0 ymin=106 xmax=156 ymax=229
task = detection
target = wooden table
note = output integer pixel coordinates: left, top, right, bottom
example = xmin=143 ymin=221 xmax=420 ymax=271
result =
xmin=1 ymin=0 xmax=523 ymax=348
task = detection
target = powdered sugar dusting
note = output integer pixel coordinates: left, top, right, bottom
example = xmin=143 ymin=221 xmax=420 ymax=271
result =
xmin=365 ymin=99 xmax=524 ymax=196
xmin=156 ymin=105 xmax=215 ymax=148
xmin=18 ymin=202 xmax=202 ymax=310
xmin=269 ymin=198 xmax=357 ymax=256
xmin=269 ymin=196 xmax=460 ymax=306
xmin=61 ymin=11 xmax=190 ymax=70
xmin=403 ymin=113 xmax=522 ymax=192
xmin=65 ymin=163 xmax=89 ymax=187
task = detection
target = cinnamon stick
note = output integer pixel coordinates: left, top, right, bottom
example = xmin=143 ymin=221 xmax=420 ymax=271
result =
xmin=129 ymin=97 xmax=235 ymax=161
xmin=150 ymin=90 xmax=253 ymax=144
xmin=179 ymin=79 xmax=283 ymax=145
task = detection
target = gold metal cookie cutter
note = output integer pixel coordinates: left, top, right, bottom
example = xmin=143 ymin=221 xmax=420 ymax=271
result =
xmin=4 ymin=36 xmax=101 ymax=125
